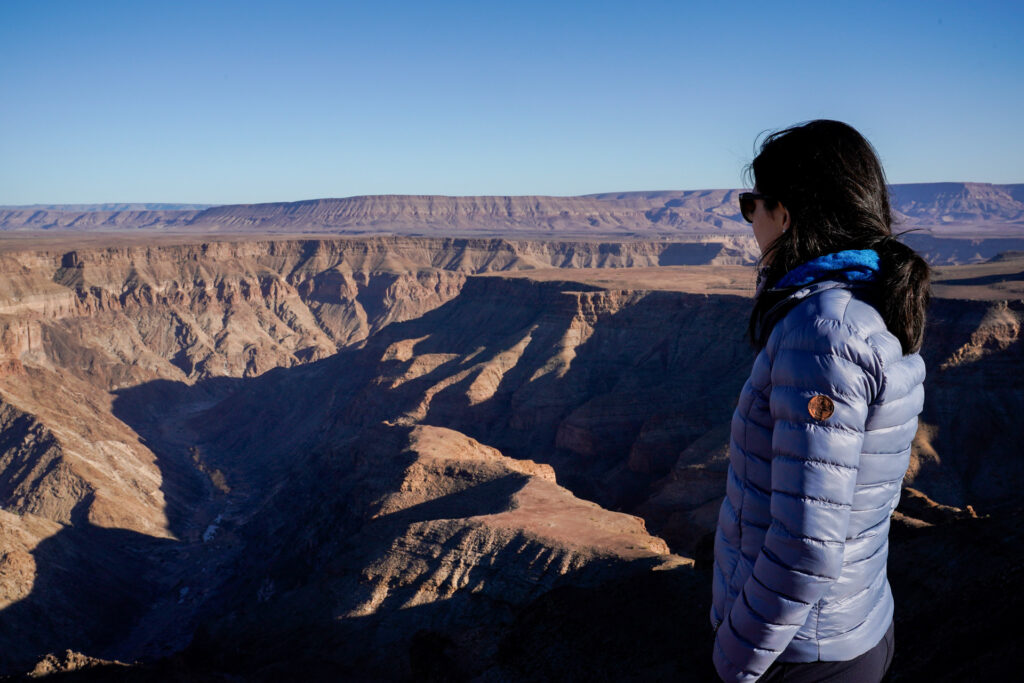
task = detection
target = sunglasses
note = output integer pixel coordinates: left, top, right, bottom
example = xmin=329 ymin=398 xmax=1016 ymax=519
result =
xmin=738 ymin=192 xmax=773 ymax=223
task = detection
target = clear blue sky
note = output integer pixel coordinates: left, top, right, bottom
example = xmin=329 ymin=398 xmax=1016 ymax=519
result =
xmin=2 ymin=0 xmax=1021 ymax=204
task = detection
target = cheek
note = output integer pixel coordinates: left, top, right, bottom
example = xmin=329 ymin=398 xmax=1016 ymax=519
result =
xmin=757 ymin=217 xmax=782 ymax=240
xmin=751 ymin=219 xmax=784 ymax=252
xmin=751 ymin=219 xmax=770 ymax=241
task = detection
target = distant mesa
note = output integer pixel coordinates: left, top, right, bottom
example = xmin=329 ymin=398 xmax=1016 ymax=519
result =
xmin=1 ymin=183 xmax=1021 ymax=238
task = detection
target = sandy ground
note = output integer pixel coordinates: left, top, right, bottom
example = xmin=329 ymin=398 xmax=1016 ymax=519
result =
xmin=489 ymin=257 xmax=1024 ymax=301
xmin=930 ymin=256 xmax=1024 ymax=300
xmin=481 ymin=266 xmax=758 ymax=296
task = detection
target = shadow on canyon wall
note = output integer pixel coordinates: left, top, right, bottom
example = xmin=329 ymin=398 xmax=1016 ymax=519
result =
xmin=0 ymin=496 xmax=177 ymax=676
xmin=0 ymin=283 xmax=746 ymax=679
xmin=2 ymin=279 xmax=1023 ymax=681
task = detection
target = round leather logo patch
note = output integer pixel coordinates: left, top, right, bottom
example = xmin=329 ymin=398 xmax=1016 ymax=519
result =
xmin=808 ymin=395 xmax=835 ymax=420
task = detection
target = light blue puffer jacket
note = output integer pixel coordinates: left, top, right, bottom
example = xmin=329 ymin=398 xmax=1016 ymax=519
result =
xmin=710 ymin=253 xmax=925 ymax=681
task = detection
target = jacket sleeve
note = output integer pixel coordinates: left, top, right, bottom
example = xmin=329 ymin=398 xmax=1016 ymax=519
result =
xmin=713 ymin=318 xmax=881 ymax=681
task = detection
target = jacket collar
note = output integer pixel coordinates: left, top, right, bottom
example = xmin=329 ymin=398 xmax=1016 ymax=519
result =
xmin=774 ymin=249 xmax=880 ymax=290
xmin=761 ymin=249 xmax=881 ymax=327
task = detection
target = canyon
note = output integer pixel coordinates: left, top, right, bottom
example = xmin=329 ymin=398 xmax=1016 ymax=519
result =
xmin=0 ymin=234 xmax=1020 ymax=681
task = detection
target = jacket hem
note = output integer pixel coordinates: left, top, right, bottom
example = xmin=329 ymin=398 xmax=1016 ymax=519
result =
xmin=776 ymin=586 xmax=894 ymax=663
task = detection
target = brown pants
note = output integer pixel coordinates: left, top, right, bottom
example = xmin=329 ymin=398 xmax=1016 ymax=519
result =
xmin=759 ymin=620 xmax=895 ymax=683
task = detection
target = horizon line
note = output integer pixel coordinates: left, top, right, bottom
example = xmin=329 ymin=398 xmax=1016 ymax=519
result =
xmin=3 ymin=180 xmax=1023 ymax=210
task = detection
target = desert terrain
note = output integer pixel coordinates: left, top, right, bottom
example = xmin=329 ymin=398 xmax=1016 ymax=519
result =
xmin=2 ymin=182 xmax=1022 ymax=239
xmin=0 ymin=193 xmax=1021 ymax=681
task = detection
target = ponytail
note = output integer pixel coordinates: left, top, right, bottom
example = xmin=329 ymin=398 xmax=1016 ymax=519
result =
xmin=870 ymin=233 xmax=931 ymax=354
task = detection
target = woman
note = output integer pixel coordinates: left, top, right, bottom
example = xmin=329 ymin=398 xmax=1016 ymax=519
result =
xmin=710 ymin=120 xmax=929 ymax=682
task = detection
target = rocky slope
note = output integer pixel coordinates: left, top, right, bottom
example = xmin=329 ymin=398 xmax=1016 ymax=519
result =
xmin=0 ymin=239 xmax=1021 ymax=680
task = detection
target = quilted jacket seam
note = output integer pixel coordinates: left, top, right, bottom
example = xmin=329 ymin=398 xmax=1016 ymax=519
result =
xmin=838 ymin=292 xmax=887 ymax=402
xmin=772 ymin=489 xmax=853 ymax=509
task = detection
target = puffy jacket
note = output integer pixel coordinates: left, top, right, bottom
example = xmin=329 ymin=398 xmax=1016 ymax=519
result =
xmin=710 ymin=267 xmax=926 ymax=681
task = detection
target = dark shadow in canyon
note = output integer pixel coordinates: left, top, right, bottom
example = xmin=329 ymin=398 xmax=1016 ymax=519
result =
xmin=2 ymin=413 xmax=717 ymax=680
xmin=0 ymin=280 xmax=737 ymax=678
xmin=0 ymin=496 xmax=177 ymax=675
xmin=0 ymin=376 xmax=247 ymax=675
xmin=342 ymin=284 xmax=755 ymax=523
xmin=3 ymin=282 xmax=1023 ymax=680
xmin=170 ymin=454 xmax=714 ymax=682
xmin=935 ymin=268 xmax=1024 ymax=287
xmin=655 ymin=242 xmax=728 ymax=265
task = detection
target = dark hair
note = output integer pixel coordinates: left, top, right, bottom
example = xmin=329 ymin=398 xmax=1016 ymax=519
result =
xmin=746 ymin=120 xmax=930 ymax=354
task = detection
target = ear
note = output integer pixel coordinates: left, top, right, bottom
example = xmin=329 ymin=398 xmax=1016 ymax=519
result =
xmin=772 ymin=203 xmax=791 ymax=233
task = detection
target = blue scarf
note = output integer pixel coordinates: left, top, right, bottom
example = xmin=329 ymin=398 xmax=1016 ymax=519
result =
xmin=774 ymin=249 xmax=881 ymax=289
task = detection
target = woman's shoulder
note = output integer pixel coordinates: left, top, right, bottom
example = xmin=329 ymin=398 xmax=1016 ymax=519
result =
xmin=769 ymin=285 xmax=878 ymax=336
xmin=766 ymin=285 xmax=908 ymax=368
